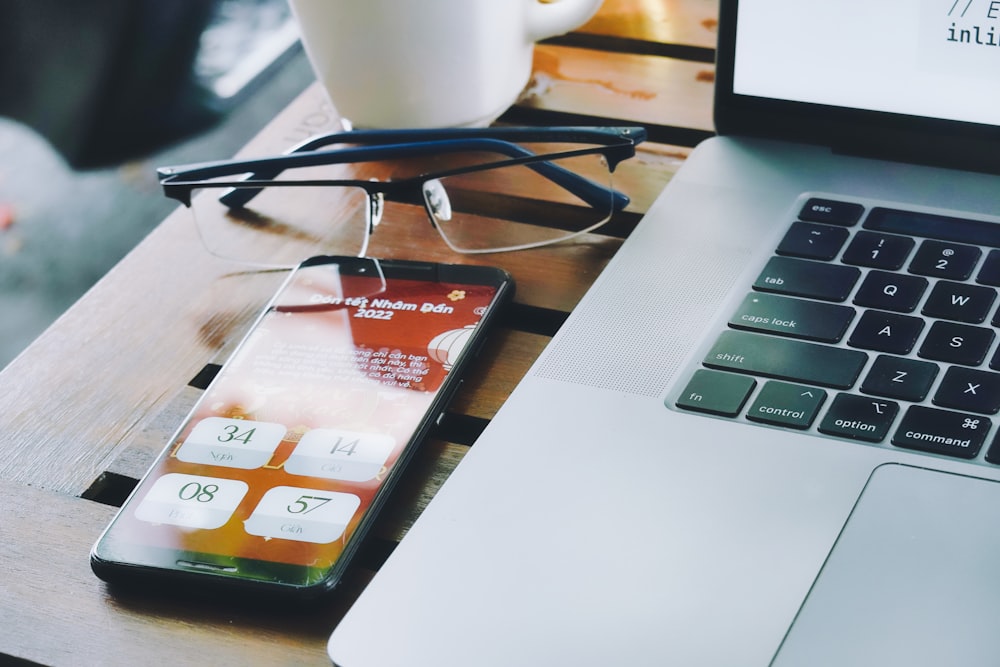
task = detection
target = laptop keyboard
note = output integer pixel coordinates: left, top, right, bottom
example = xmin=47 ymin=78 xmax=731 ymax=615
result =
xmin=674 ymin=196 xmax=1000 ymax=465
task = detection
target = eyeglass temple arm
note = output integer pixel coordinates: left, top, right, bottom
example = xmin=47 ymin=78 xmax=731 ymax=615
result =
xmin=496 ymin=144 xmax=630 ymax=211
xmin=159 ymin=128 xmax=642 ymax=210
xmin=228 ymin=139 xmax=629 ymax=210
xmin=283 ymin=126 xmax=643 ymax=153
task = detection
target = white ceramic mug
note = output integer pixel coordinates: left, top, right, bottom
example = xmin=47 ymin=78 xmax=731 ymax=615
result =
xmin=287 ymin=0 xmax=604 ymax=128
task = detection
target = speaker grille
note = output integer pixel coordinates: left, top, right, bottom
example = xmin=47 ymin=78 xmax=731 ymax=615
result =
xmin=534 ymin=243 xmax=751 ymax=397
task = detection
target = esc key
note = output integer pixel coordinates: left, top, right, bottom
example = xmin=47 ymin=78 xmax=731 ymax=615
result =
xmin=799 ymin=198 xmax=865 ymax=226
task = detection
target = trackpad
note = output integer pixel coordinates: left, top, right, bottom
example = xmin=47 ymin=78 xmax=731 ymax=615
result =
xmin=772 ymin=463 xmax=1000 ymax=667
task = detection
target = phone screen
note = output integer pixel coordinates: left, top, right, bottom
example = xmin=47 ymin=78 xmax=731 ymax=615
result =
xmin=92 ymin=257 xmax=511 ymax=595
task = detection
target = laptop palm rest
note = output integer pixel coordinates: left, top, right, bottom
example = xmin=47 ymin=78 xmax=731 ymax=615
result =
xmin=772 ymin=463 xmax=1000 ymax=667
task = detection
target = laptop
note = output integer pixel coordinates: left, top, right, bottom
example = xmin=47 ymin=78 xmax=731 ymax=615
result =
xmin=329 ymin=0 xmax=1000 ymax=664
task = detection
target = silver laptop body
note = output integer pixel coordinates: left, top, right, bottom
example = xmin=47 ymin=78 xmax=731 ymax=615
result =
xmin=330 ymin=1 xmax=1000 ymax=664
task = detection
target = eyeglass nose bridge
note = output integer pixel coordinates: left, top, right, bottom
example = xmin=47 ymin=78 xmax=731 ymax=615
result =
xmin=354 ymin=183 xmax=385 ymax=258
xmin=421 ymin=179 xmax=453 ymax=226
xmin=367 ymin=190 xmax=385 ymax=232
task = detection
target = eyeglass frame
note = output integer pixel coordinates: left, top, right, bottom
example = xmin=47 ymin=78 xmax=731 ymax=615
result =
xmin=157 ymin=126 xmax=647 ymax=259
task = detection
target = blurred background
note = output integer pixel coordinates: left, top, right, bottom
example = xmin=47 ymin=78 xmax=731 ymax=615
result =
xmin=0 ymin=0 xmax=314 ymax=368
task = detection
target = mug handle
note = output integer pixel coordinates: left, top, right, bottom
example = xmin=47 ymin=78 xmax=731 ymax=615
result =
xmin=526 ymin=0 xmax=604 ymax=42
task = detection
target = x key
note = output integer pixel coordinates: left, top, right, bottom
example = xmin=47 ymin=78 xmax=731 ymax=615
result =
xmin=934 ymin=367 xmax=1000 ymax=414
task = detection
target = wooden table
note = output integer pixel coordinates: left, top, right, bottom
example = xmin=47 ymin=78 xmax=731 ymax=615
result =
xmin=0 ymin=1 xmax=717 ymax=664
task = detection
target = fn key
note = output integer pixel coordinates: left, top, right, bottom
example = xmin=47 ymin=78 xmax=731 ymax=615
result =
xmin=676 ymin=369 xmax=756 ymax=417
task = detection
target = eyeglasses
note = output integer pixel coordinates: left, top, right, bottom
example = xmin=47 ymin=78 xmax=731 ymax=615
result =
xmin=157 ymin=126 xmax=646 ymax=267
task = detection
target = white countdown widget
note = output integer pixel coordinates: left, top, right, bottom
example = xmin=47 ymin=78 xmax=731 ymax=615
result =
xmin=284 ymin=428 xmax=395 ymax=482
xmin=244 ymin=486 xmax=361 ymax=544
xmin=134 ymin=473 xmax=249 ymax=530
xmin=176 ymin=417 xmax=287 ymax=469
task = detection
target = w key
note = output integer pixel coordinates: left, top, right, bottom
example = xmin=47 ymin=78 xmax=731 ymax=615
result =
xmin=922 ymin=281 xmax=996 ymax=324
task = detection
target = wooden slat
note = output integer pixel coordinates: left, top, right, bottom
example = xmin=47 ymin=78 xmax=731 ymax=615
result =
xmin=617 ymin=141 xmax=691 ymax=211
xmin=519 ymin=44 xmax=715 ymax=134
xmin=580 ymin=0 xmax=720 ymax=51
xmin=449 ymin=329 xmax=551 ymax=420
xmin=0 ymin=480 xmax=342 ymax=666
xmin=0 ymin=249 xmax=288 ymax=496
xmin=372 ymin=439 xmax=470 ymax=541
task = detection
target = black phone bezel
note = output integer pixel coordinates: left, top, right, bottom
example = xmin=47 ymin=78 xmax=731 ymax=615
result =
xmin=91 ymin=256 xmax=514 ymax=599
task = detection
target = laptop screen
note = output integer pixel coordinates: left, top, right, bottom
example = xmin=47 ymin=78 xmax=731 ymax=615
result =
xmin=715 ymin=0 xmax=1000 ymax=173
xmin=732 ymin=0 xmax=1000 ymax=127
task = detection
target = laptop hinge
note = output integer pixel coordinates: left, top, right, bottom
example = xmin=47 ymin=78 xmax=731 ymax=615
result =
xmin=831 ymin=131 xmax=1000 ymax=177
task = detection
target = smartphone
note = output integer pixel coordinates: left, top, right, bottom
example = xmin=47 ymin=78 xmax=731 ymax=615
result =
xmin=91 ymin=256 xmax=513 ymax=598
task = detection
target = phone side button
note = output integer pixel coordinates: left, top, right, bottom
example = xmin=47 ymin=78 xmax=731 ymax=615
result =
xmin=436 ymin=379 xmax=465 ymax=426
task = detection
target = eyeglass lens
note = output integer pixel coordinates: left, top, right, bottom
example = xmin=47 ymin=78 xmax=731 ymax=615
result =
xmin=420 ymin=151 xmax=613 ymax=253
xmin=186 ymin=144 xmax=616 ymax=266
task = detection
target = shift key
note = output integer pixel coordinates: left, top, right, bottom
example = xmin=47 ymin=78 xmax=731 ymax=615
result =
xmin=704 ymin=330 xmax=868 ymax=389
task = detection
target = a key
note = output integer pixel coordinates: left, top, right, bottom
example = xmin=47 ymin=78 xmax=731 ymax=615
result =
xmin=918 ymin=321 xmax=995 ymax=366
xmin=860 ymin=355 xmax=939 ymax=402
xmin=933 ymin=367 xmax=1000 ymax=415
xmin=847 ymin=311 xmax=925 ymax=355
xmin=909 ymin=240 xmax=981 ymax=280
xmin=841 ymin=231 xmax=914 ymax=270
xmin=798 ymin=198 xmax=864 ymax=226
xmin=977 ymin=249 xmax=1000 ymax=287
xmin=892 ymin=406 xmax=990 ymax=459
xmin=852 ymin=270 xmax=927 ymax=313
xmin=984 ymin=431 xmax=1000 ymax=465
xmin=865 ymin=207 xmax=1000 ymax=249
xmin=728 ymin=293 xmax=855 ymax=342
xmin=746 ymin=380 xmax=826 ymax=429
xmin=922 ymin=281 xmax=996 ymax=324
xmin=777 ymin=222 xmax=849 ymax=261
xmin=674 ymin=369 xmax=756 ymax=417
xmin=753 ymin=256 xmax=860 ymax=302
xmin=818 ymin=393 xmax=899 ymax=442
xmin=704 ymin=330 xmax=868 ymax=389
